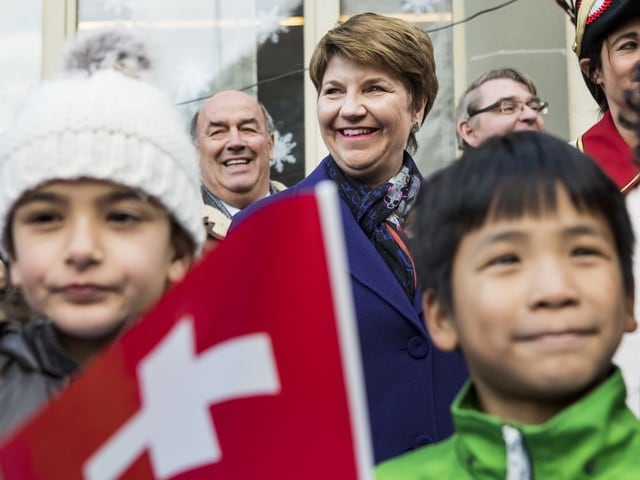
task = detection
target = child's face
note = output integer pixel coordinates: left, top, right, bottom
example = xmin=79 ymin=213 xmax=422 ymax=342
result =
xmin=424 ymin=186 xmax=636 ymax=423
xmin=9 ymin=179 xmax=191 ymax=340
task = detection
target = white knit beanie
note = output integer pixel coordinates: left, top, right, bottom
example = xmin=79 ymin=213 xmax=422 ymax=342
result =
xmin=0 ymin=29 xmax=205 ymax=256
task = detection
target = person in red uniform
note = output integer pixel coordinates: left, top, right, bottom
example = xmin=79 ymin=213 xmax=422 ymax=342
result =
xmin=558 ymin=0 xmax=640 ymax=191
xmin=559 ymin=0 xmax=640 ymax=417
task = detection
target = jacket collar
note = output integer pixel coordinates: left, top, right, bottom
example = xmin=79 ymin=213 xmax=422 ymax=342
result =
xmin=579 ymin=111 xmax=640 ymax=193
xmin=303 ymin=157 xmax=425 ymax=332
xmin=26 ymin=318 xmax=79 ymax=379
xmin=451 ymin=368 xmax=634 ymax=478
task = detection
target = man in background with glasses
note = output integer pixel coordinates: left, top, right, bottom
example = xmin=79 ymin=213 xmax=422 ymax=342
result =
xmin=455 ymin=68 xmax=548 ymax=151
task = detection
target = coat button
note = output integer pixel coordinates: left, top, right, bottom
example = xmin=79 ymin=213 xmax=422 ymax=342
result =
xmin=407 ymin=336 xmax=429 ymax=359
xmin=412 ymin=434 xmax=434 ymax=448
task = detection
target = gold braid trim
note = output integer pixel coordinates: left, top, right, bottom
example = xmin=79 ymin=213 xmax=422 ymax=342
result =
xmin=574 ymin=0 xmax=598 ymax=57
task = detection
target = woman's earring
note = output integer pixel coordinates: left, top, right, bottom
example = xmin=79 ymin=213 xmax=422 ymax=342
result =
xmin=411 ymin=122 xmax=420 ymax=134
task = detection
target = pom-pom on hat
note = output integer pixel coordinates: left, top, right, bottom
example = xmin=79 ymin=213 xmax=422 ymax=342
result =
xmin=0 ymin=29 xmax=205 ymax=256
xmin=560 ymin=0 xmax=640 ymax=58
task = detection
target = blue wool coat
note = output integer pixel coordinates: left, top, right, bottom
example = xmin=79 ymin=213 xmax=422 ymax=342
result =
xmin=235 ymin=155 xmax=468 ymax=463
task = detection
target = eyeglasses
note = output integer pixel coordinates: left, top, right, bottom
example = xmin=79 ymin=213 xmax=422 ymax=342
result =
xmin=468 ymin=97 xmax=549 ymax=118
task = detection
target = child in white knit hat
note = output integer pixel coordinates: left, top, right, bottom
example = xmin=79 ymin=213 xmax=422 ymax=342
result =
xmin=0 ymin=29 xmax=205 ymax=437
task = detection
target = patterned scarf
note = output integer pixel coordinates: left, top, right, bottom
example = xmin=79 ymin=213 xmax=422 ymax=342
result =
xmin=326 ymin=153 xmax=421 ymax=299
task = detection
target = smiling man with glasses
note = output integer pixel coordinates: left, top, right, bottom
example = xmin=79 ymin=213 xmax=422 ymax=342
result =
xmin=455 ymin=68 xmax=548 ymax=151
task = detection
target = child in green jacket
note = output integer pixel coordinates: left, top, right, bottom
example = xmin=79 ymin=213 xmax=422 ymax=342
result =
xmin=377 ymin=131 xmax=640 ymax=479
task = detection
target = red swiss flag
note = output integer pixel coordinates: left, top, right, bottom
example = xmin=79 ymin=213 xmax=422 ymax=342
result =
xmin=0 ymin=182 xmax=373 ymax=479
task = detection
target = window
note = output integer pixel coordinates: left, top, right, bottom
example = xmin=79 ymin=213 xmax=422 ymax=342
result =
xmin=77 ymin=0 xmax=306 ymax=186
xmin=0 ymin=0 xmax=42 ymax=135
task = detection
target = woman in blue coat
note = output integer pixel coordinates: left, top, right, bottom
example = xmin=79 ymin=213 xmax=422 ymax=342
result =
xmin=236 ymin=12 xmax=467 ymax=464
xmin=307 ymin=12 xmax=469 ymax=463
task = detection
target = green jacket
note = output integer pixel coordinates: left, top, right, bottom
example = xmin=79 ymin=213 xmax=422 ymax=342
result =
xmin=376 ymin=368 xmax=640 ymax=479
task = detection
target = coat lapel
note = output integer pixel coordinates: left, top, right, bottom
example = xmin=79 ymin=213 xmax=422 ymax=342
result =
xmin=340 ymin=200 xmax=425 ymax=332
xmin=300 ymin=161 xmax=425 ymax=333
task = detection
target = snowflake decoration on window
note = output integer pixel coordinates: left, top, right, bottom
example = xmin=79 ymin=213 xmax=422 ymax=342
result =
xmin=401 ymin=0 xmax=441 ymax=15
xmin=102 ymin=0 xmax=133 ymax=15
xmin=173 ymin=61 xmax=214 ymax=104
xmin=271 ymin=130 xmax=297 ymax=173
xmin=257 ymin=6 xmax=289 ymax=44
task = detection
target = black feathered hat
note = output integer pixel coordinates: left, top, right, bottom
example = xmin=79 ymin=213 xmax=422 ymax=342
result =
xmin=556 ymin=0 xmax=640 ymax=58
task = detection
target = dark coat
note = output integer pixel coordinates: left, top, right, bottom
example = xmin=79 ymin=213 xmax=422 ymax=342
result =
xmin=235 ymin=155 xmax=468 ymax=463
xmin=0 ymin=318 xmax=77 ymax=438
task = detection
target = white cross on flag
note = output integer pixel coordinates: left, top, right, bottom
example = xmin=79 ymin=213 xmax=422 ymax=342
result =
xmin=0 ymin=181 xmax=374 ymax=479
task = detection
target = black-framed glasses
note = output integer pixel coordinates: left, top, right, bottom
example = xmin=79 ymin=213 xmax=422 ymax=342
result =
xmin=468 ymin=97 xmax=549 ymax=118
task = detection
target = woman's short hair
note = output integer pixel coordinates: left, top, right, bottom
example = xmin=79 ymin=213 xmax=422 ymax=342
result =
xmin=309 ymin=12 xmax=438 ymax=154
